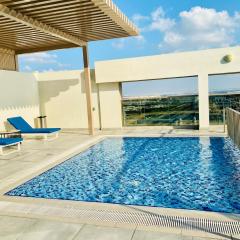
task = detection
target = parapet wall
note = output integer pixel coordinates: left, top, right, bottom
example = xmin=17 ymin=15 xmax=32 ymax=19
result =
xmin=0 ymin=70 xmax=39 ymax=131
xmin=37 ymin=70 xmax=100 ymax=129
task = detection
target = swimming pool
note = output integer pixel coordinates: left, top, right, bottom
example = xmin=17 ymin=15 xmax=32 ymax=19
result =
xmin=6 ymin=137 xmax=240 ymax=214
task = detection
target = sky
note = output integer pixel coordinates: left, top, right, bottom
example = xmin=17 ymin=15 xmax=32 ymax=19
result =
xmin=122 ymin=74 xmax=240 ymax=97
xmin=18 ymin=0 xmax=240 ymax=96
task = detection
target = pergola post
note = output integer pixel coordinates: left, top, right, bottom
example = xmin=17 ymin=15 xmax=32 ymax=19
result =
xmin=82 ymin=44 xmax=94 ymax=135
xmin=14 ymin=54 xmax=19 ymax=71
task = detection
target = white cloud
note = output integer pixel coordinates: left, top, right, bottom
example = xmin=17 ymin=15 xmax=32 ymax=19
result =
xmin=149 ymin=7 xmax=175 ymax=32
xmin=112 ymin=12 xmax=148 ymax=50
xmin=135 ymin=35 xmax=146 ymax=43
xmin=179 ymin=7 xmax=235 ymax=31
xmin=163 ymin=32 xmax=183 ymax=45
xmin=132 ymin=13 xmax=149 ymax=25
xmin=112 ymin=38 xmax=126 ymax=49
xmin=144 ymin=6 xmax=240 ymax=52
xmin=151 ymin=7 xmax=165 ymax=21
xmin=19 ymin=52 xmax=71 ymax=72
xmin=24 ymin=65 xmax=32 ymax=71
xmin=112 ymin=35 xmax=145 ymax=49
xmin=20 ymin=52 xmax=58 ymax=64
xmin=130 ymin=6 xmax=240 ymax=52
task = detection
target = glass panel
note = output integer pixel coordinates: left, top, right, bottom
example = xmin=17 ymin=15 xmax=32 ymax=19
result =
xmin=122 ymin=74 xmax=240 ymax=127
xmin=122 ymin=77 xmax=199 ymax=127
xmin=209 ymin=74 xmax=240 ymax=125
xmin=122 ymin=77 xmax=198 ymax=126
xmin=122 ymin=95 xmax=199 ymax=126
xmin=209 ymin=94 xmax=240 ymax=125
xmin=123 ymin=93 xmax=240 ymax=127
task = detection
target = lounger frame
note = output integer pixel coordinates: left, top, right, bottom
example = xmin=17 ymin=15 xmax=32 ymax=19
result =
xmin=22 ymin=131 xmax=59 ymax=141
xmin=0 ymin=141 xmax=22 ymax=156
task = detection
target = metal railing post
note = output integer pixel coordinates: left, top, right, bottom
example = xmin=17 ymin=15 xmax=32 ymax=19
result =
xmin=223 ymin=108 xmax=226 ymax=133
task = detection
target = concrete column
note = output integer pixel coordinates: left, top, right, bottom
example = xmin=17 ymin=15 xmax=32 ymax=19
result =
xmin=98 ymin=82 xmax=123 ymax=129
xmin=198 ymin=73 xmax=210 ymax=130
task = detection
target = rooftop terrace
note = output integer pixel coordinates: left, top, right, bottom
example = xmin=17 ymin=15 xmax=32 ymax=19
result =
xmin=1 ymin=129 xmax=239 ymax=240
xmin=0 ymin=1 xmax=240 ymax=239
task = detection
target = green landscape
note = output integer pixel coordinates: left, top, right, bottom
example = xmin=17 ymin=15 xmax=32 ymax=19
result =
xmin=122 ymin=93 xmax=240 ymax=126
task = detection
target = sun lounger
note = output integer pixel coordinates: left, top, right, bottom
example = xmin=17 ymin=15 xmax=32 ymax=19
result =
xmin=8 ymin=117 xmax=61 ymax=140
xmin=0 ymin=138 xmax=23 ymax=155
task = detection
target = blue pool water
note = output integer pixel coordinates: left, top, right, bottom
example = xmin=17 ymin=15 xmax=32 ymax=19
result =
xmin=7 ymin=137 xmax=240 ymax=214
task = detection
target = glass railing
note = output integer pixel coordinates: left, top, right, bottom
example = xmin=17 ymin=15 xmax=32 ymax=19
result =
xmin=122 ymin=95 xmax=199 ymax=127
xmin=209 ymin=94 xmax=240 ymax=125
xmin=122 ymin=93 xmax=240 ymax=126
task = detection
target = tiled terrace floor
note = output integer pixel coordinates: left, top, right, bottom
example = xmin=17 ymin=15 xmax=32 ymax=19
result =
xmin=0 ymin=215 xmax=231 ymax=240
xmin=0 ymin=128 xmax=238 ymax=240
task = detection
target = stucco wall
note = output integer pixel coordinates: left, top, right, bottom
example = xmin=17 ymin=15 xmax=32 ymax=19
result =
xmin=95 ymin=46 xmax=240 ymax=83
xmin=1 ymin=47 xmax=238 ymax=131
xmin=98 ymin=82 xmax=122 ymax=129
xmin=37 ymin=70 xmax=100 ymax=129
xmin=95 ymin=46 xmax=240 ymax=129
xmin=0 ymin=70 xmax=39 ymax=131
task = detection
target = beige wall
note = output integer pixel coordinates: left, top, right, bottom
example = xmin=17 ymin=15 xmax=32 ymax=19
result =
xmin=1 ymin=47 xmax=239 ymax=131
xmin=98 ymin=82 xmax=122 ymax=129
xmin=37 ymin=70 xmax=100 ymax=129
xmin=95 ymin=46 xmax=240 ymax=83
xmin=0 ymin=70 xmax=39 ymax=131
xmin=95 ymin=46 xmax=240 ymax=129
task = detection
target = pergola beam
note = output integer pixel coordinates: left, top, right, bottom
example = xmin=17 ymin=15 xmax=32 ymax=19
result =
xmin=16 ymin=44 xmax=77 ymax=55
xmin=0 ymin=3 xmax=86 ymax=47
xmin=91 ymin=0 xmax=139 ymax=36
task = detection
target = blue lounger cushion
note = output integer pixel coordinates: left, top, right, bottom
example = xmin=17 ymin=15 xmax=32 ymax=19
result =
xmin=7 ymin=117 xmax=61 ymax=134
xmin=0 ymin=138 xmax=23 ymax=146
xmin=8 ymin=117 xmax=32 ymax=131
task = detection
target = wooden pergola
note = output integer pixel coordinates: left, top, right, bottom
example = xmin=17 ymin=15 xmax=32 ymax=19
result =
xmin=0 ymin=0 xmax=139 ymax=135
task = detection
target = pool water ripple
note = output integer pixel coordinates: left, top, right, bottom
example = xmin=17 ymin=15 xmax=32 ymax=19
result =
xmin=7 ymin=137 xmax=240 ymax=214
